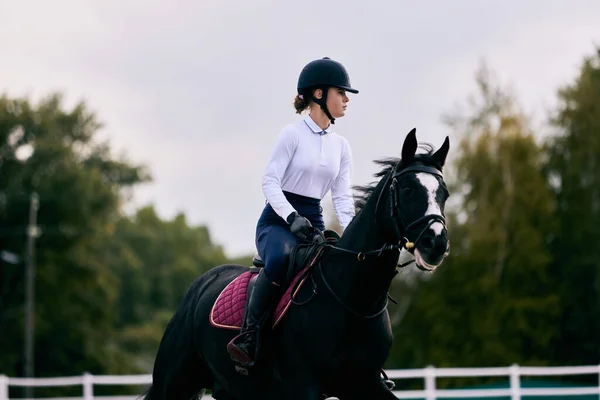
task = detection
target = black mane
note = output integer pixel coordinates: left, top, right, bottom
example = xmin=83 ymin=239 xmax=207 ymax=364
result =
xmin=353 ymin=143 xmax=442 ymax=212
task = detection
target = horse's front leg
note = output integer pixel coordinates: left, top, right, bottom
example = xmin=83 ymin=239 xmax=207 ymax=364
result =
xmin=268 ymin=370 xmax=323 ymax=400
xmin=371 ymin=381 xmax=399 ymax=400
xmin=339 ymin=376 xmax=399 ymax=400
xmin=281 ymin=381 xmax=323 ymax=400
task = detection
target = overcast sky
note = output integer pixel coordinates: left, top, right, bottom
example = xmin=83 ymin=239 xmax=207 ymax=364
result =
xmin=1 ymin=0 xmax=599 ymax=257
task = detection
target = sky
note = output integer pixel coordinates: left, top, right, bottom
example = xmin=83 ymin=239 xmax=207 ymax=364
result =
xmin=1 ymin=0 xmax=599 ymax=257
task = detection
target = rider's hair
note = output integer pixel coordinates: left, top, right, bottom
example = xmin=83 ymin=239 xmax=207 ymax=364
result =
xmin=293 ymin=93 xmax=310 ymax=114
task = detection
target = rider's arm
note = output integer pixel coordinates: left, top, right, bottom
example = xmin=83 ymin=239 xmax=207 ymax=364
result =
xmin=261 ymin=124 xmax=299 ymax=221
xmin=331 ymin=137 xmax=356 ymax=231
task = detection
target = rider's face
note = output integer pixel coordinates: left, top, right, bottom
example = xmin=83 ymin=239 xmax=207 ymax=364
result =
xmin=325 ymin=87 xmax=349 ymax=118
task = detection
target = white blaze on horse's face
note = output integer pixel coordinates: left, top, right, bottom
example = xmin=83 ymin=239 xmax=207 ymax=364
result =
xmin=415 ymin=172 xmax=444 ymax=235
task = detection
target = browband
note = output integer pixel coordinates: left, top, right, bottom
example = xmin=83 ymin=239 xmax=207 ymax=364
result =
xmin=393 ymin=165 xmax=443 ymax=179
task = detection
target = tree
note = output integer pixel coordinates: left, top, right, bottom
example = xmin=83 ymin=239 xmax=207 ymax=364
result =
xmin=386 ymin=63 xmax=559 ymax=382
xmin=544 ymin=47 xmax=600 ymax=365
xmin=0 ymin=92 xmax=150 ymax=381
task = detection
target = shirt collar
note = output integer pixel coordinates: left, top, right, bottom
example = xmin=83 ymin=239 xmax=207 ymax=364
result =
xmin=304 ymin=114 xmax=332 ymax=135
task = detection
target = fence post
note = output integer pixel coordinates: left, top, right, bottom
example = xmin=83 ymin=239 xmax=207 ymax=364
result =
xmin=424 ymin=365 xmax=436 ymax=400
xmin=596 ymin=364 xmax=600 ymax=400
xmin=0 ymin=375 xmax=8 ymax=400
xmin=83 ymin=372 xmax=93 ymax=400
xmin=509 ymin=364 xmax=520 ymax=400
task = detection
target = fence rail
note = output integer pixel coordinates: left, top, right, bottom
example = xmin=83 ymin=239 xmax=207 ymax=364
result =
xmin=1 ymin=364 xmax=599 ymax=400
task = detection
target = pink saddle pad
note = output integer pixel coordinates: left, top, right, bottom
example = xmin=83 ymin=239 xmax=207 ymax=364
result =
xmin=210 ymin=248 xmax=323 ymax=330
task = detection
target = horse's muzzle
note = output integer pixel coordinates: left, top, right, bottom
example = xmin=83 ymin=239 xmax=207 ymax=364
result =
xmin=415 ymin=231 xmax=449 ymax=269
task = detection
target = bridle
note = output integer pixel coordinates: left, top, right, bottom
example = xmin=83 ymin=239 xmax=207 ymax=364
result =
xmin=316 ymin=162 xmax=448 ymax=267
xmin=383 ymin=163 xmax=447 ymax=259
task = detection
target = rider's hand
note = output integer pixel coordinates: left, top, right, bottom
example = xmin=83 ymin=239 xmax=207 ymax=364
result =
xmin=286 ymin=212 xmax=314 ymax=240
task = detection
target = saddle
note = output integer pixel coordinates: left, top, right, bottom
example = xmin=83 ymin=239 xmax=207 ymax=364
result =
xmin=210 ymin=230 xmax=340 ymax=330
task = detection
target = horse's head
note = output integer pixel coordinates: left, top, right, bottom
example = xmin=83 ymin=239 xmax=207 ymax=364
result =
xmin=383 ymin=128 xmax=450 ymax=271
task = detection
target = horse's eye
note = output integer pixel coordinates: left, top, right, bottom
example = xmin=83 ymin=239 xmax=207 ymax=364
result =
xmin=402 ymin=187 xmax=413 ymax=196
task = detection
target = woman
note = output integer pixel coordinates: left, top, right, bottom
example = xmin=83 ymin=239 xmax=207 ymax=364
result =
xmin=227 ymin=57 xmax=359 ymax=367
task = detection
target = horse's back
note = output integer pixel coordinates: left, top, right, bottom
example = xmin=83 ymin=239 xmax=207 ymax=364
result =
xmin=183 ymin=263 xmax=250 ymax=313
xmin=191 ymin=263 xmax=249 ymax=291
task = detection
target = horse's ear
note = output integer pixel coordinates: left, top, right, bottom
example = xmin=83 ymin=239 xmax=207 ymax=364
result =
xmin=402 ymin=128 xmax=418 ymax=163
xmin=432 ymin=136 xmax=450 ymax=167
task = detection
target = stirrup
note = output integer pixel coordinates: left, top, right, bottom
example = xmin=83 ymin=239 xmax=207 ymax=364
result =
xmin=230 ymin=329 xmax=255 ymax=343
xmin=226 ymin=331 xmax=257 ymax=367
xmin=226 ymin=343 xmax=255 ymax=367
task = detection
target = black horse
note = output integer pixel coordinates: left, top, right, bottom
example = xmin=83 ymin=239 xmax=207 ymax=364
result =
xmin=143 ymin=128 xmax=451 ymax=400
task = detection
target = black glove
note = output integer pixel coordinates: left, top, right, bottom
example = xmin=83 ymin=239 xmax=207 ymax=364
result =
xmin=286 ymin=211 xmax=314 ymax=240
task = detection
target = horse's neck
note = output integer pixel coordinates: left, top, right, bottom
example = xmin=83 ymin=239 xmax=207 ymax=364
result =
xmin=325 ymin=201 xmax=398 ymax=313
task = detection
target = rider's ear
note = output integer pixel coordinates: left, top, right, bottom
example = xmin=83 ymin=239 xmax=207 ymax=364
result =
xmin=432 ymin=136 xmax=450 ymax=167
xmin=401 ymin=128 xmax=418 ymax=164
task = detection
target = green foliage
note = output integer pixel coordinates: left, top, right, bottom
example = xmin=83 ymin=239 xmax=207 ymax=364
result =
xmin=386 ymin=49 xmax=600 ymax=386
xmin=388 ymin=63 xmax=559 ymax=375
xmin=0 ymin=93 xmax=150 ymax=380
xmin=0 ymin=93 xmax=239 ymax=390
xmin=544 ymin=48 xmax=600 ymax=365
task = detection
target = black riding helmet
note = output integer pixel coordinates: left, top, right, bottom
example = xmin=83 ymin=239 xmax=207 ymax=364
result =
xmin=297 ymin=57 xmax=359 ymax=124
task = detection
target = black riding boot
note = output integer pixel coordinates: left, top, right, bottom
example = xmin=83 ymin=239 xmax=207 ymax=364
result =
xmin=226 ymin=270 xmax=279 ymax=366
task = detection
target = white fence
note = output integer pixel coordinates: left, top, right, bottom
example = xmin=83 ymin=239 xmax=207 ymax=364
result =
xmin=1 ymin=364 xmax=600 ymax=400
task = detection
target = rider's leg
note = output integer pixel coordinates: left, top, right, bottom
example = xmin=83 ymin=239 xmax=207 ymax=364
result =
xmin=226 ymin=224 xmax=297 ymax=366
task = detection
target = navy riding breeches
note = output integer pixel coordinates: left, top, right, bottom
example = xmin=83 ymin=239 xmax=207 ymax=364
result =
xmin=255 ymin=191 xmax=325 ymax=284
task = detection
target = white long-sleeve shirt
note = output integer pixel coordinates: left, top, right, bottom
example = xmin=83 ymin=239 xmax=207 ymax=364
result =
xmin=261 ymin=115 xmax=356 ymax=230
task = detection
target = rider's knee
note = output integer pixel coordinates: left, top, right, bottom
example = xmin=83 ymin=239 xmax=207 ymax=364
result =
xmin=265 ymin=245 xmax=285 ymax=263
xmin=263 ymin=248 xmax=290 ymax=282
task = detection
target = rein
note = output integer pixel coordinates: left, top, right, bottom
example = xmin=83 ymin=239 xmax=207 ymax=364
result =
xmin=306 ymin=162 xmax=447 ymax=319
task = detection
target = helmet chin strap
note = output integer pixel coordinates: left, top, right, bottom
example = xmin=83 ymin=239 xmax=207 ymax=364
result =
xmin=311 ymin=86 xmax=335 ymax=124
